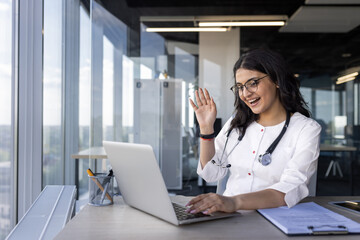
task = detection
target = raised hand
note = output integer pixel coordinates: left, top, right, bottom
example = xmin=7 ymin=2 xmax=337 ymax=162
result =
xmin=189 ymin=88 xmax=217 ymax=134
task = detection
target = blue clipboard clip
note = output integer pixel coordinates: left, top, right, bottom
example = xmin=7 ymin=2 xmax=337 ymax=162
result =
xmin=307 ymin=225 xmax=348 ymax=235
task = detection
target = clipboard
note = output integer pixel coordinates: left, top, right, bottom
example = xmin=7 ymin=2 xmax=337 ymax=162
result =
xmin=257 ymin=202 xmax=360 ymax=235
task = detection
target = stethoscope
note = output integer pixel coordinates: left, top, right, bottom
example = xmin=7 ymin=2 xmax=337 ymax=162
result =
xmin=211 ymin=111 xmax=290 ymax=168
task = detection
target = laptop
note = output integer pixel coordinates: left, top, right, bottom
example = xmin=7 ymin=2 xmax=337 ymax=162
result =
xmin=103 ymin=141 xmax=240 ymax=225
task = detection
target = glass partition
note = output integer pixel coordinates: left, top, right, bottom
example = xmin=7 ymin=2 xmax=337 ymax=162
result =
xmin=80 ymin=4 xmax=200 ymax=191
xmin=301 ymin=77 xmax=346 ymax=144
xmin=139 ymin=24 xmax=199 ymax=190
xmin=72 ymin=0 xmax=130 ymax=200
xmin=301 ymin=76 xmax=359 ymax=195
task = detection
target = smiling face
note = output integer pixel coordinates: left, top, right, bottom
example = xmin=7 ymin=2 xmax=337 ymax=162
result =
xmin=235 ymin=68 xmax=283 ymax=116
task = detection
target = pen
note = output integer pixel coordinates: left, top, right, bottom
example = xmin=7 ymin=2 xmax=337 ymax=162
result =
xmin=100 ymin=169 xmax=113 ymax=203
xmin=100 ymin=182 xmax=110 ymax=204
xmin=87 ymin=168 xmax=113 ymax=203
xmin=94 ymin=169 xmax=113 ymax=196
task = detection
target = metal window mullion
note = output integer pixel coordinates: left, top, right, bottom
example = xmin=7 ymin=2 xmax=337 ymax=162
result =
xmin=113 ymin=46 xmax=123 ymax=141
xmin=12 ymin=0 xmax=20 ymax=228
xmin=61 ymin=0 xmax=66 ymax=185
xmin=90 ymin=5 xmax=104 ymax=148
xmin=63 ymin=0 xmax=80 ymax=185
xmin=346 ymin=81 xmax=354 ymax=127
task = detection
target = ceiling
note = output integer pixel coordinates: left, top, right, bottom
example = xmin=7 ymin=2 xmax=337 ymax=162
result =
xmin=98 ymin=0 xmax=360 ymax=84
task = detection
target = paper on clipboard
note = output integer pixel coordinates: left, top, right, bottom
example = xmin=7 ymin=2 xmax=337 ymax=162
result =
xmin=258 ymin=202 xmax=360 ymax=235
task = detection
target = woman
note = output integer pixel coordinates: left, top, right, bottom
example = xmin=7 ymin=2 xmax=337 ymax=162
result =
xmin=187 ymin=49 xmax=321 ymax=215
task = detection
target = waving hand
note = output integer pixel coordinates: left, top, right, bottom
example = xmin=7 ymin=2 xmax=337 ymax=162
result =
xmin=189 ymin=88 xmax=217 ymax=134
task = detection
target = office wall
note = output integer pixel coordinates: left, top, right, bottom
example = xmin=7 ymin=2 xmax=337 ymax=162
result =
xmin=199 ymin=28 xmax=240 ymax=125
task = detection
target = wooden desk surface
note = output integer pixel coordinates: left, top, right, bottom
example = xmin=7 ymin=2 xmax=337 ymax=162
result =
xmin=55 ymin=196 xmax=360 ymax=240
xmin=320 ymin=144 xmax=357 ymax=152
xmin=71 ymin=147 xmax=107 ymax=159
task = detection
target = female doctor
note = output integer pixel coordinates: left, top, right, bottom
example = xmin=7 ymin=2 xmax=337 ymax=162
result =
xmin=187 ymin=49 xmax=321 ymax=215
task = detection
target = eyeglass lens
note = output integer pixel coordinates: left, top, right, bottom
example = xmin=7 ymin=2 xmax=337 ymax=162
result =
xmin=231 ymin=75 xmax=266 ymax=96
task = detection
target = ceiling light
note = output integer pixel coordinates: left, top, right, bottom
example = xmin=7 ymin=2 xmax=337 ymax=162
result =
xmin=145 ymin=27 xmax=228 ymax=32
xmin=336 ymin=77 xmax=356 ymax=85
xmin=140 ymin=15 xmax=288 ymax=23
xmin=199 ymin=21 xmax=286 ymax=27
xmin=342 ymin=53 xmax=351 ymax=58
xmin=337 ymin=72 xmax=358 ymax=81
xmin=336 ymin=72 xmax=358 ymax=84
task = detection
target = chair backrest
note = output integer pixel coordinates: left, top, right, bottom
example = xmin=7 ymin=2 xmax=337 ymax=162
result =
xmin=216 ymin=172 xmax=229 ymax=195
xmin=308 ymin=170 xmax=317 ymax=196
xmin=216 ymin=170 xmax=318 ymax=196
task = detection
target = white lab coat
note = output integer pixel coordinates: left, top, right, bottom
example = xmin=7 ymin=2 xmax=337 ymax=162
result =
xmin=197 ymin=112 xmax=321 ymax=208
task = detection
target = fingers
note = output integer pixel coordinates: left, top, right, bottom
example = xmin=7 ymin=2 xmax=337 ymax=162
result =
xmin=206 ymin=205 xmax=219 ymax=215
xmin=203 ymin=88 xmax=212 ymax=104
xmin=186 ymin=193 xmax=221 ymax=214
xmin=186 ymin=194 xmax=207 ymax=207
xmin=194 ymin=90 xmax=203 ymax=107
xmin=199 ymin=88 xmax=208 ymax=105
xmin=210 ymin=97 xmax=216 ymax=111
xmin=189 ymin=98 xmax=198 ymax=111
xmin=193 ymin=88 xmax=212 ymax=107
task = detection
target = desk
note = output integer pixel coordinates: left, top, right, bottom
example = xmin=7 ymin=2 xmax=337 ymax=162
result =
xmin=71 ymin=147 xmax=107 ymax=199
xmin=320 ymin=144 xmax=357 ymax=195
xmin=55 ymin=196 xmax=360 ymax=240
xmin=320 ymin=144 xmax=357 ymax=152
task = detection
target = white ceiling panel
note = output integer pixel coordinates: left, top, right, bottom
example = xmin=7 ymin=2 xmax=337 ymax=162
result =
xmin=306 ymin=0 xmax=360 ymax=4
xmin=280 ymin=6 xmax=360 ymax=33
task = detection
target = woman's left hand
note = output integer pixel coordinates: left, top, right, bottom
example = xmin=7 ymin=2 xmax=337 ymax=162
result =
xmin=185 ymin=193 xmax=238 ymax=215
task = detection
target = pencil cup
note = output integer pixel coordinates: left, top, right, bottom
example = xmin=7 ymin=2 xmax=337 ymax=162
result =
xmin=88 ymin=173 xmax=114 ymax=206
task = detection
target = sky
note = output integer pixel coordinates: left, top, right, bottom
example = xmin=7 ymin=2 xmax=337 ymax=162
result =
xmin=0 ymin=0 xmax=12 ymax=125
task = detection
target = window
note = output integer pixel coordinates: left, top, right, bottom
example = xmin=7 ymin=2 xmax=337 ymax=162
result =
xmin=78 ymin=3 xmax=91 ymax=198
xmin=0 ymin=0 xmax=14 ymax=237
xmin=43 ymin=0 xmax=64 ymax=186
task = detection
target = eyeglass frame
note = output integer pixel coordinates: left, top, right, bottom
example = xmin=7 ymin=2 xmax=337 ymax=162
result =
xmin=230 ymin=75 xmax=268 ymax=96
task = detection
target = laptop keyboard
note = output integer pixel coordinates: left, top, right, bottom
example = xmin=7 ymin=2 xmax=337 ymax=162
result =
xmin=172 ymin=202 xmax=207 ymax=221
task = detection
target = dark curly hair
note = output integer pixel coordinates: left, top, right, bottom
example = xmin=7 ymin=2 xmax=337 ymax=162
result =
xmin=229 ymin=48 xmax=310 ymax=136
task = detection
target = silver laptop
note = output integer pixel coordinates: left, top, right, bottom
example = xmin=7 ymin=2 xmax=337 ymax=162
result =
xmin=103 ymin=141 xmax=239 ymax=225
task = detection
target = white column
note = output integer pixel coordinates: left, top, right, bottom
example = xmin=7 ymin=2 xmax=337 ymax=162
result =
xmin=199 ymin=28 xmax=240 ymax=124
xmin=17 ymin=0 xmax=43 ymax=220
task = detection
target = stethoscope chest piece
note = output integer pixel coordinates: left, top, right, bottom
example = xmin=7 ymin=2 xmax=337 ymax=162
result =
xmin=258 ymin=153 xmax=272 ymax=166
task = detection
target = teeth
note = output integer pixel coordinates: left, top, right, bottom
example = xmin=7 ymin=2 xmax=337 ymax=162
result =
xmin=249 ymin=98 xmax=259 ymax=103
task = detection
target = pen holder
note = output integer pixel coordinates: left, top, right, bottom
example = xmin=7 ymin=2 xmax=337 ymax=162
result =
xmin=88 ymin=173 xmax=114 ymax=206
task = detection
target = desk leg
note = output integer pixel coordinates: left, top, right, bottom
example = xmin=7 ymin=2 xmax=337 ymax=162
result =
xmin=75 ymin=158 xmax=79 ymax=200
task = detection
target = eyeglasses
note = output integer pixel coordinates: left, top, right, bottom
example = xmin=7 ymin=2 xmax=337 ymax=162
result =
xmin=230 ymin=75 xmax=268 ymax=96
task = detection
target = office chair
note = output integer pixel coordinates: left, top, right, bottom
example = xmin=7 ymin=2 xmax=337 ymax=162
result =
xmin=216 ymin=172 xmax=229 ymax=195
xmin=308 ymin=170 xmax=317 ymax=196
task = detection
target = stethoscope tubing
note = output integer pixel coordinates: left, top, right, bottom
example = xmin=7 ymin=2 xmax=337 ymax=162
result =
xmin=212 ymin=111 xmax=290 ymax=168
